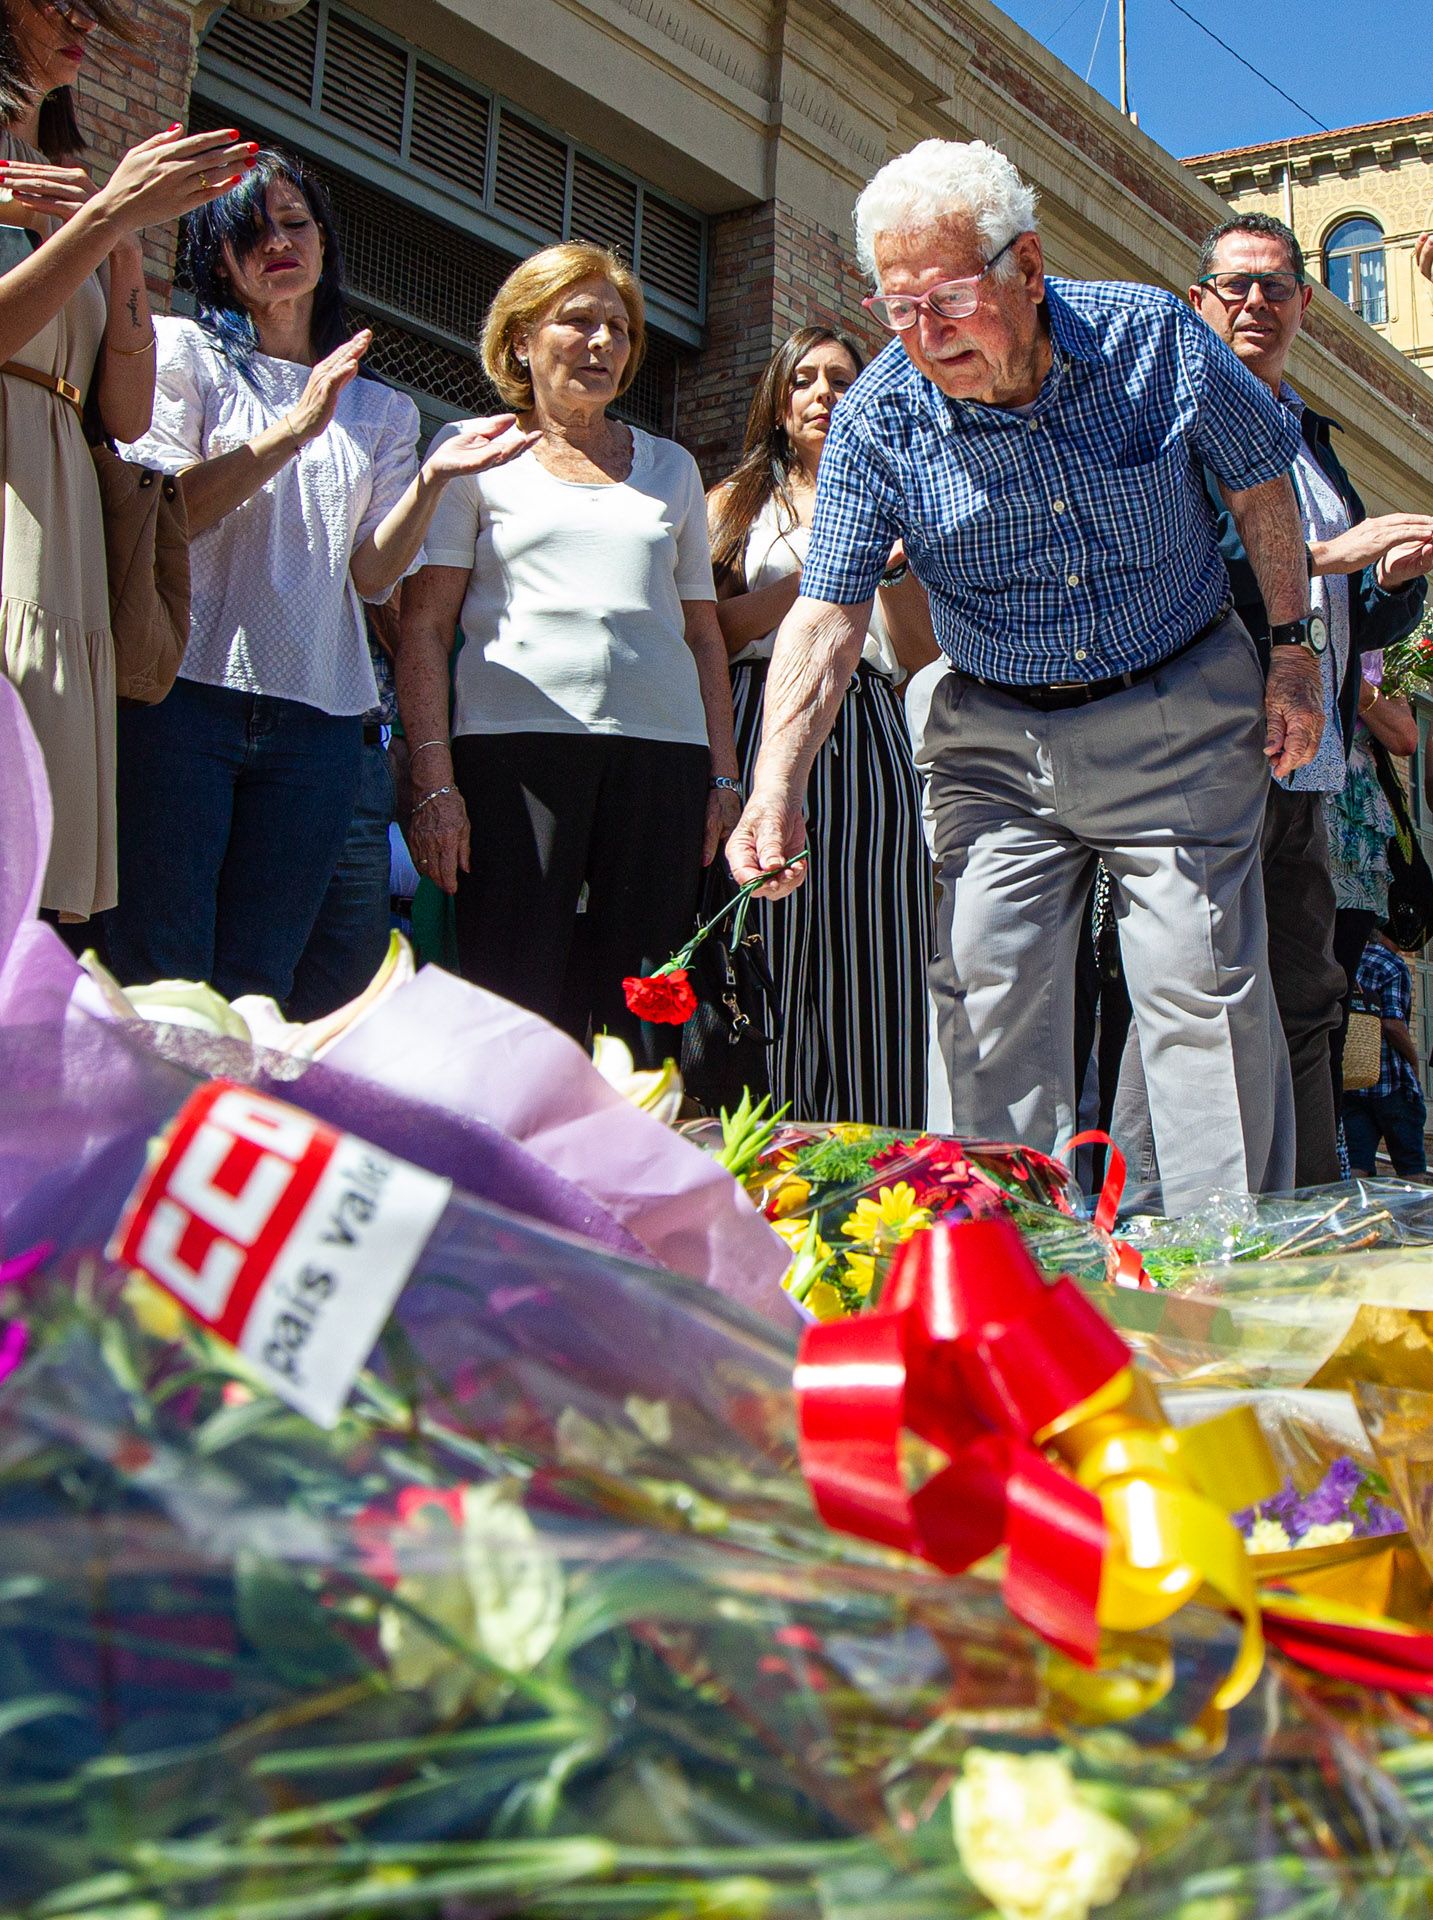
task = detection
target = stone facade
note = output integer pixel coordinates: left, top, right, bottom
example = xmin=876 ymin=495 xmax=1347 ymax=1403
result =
xmin=62 ymin=0 xmax=1433 ymax=517
xmin=1186 ymin=115 xmax=1433 ymax=379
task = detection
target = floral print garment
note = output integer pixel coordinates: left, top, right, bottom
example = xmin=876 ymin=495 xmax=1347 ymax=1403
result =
xmin=1324 ymin=717 xmax=1395 ymax=914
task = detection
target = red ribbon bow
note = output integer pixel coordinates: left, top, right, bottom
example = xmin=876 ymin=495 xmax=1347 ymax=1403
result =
xmin=794 ymin=1216 xmax=1130 ymax=1664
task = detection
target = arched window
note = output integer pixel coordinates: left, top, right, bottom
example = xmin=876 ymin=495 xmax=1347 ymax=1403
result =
xmin=1324 ymin=217 xmax=1388 ymax=325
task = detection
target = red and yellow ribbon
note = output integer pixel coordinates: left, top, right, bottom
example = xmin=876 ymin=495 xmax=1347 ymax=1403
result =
xmin=794 ymin=1217 xmax=1280 ymax=1707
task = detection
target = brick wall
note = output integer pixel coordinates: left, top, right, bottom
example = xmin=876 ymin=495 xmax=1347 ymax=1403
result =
xmin=682 ymin=196 xmax=885 ymax=484
xmin=72 ymin=0 xmax=198 ymax=299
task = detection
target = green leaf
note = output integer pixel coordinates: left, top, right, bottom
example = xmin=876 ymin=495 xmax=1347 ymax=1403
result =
xmin=234 ymin=1553 xmax=366 ymax=1690
xmin=0 ymin=1691 xmax=87 ymax=1740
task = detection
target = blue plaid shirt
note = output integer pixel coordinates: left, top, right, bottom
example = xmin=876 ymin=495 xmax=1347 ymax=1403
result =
xmin=1351 ymin=941 xmax=1420 ymax=1102
xmin=801 ymin=278 xmax=1300 ymax=685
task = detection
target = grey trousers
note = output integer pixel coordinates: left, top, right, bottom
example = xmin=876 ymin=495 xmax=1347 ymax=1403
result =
xmin=924 ymin=614 xmax=1295 ymax=1216
xmin=1112 ymin=783 xmax=1344 ymax=1193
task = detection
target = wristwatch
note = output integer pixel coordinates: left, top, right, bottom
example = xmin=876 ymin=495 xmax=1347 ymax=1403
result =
xmin=1269 ymin=612 xmax=1328 ymax=658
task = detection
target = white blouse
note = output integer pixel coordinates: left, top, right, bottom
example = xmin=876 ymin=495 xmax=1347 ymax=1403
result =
xmin=425 ymin=426 xmax=716 ymax=746
xmin=731 ymin=493 xmax=903 ymax=680
xmin=123 ymin=317 xmax=421 ymax=717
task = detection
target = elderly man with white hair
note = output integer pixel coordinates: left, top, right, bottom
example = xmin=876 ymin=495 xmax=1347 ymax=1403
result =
xmin=727 ymin=138 xmax=1325 ymax=1213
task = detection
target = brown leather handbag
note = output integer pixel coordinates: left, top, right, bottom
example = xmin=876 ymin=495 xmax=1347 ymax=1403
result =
xmin=1 ymin=358 xmax=191 ymax=703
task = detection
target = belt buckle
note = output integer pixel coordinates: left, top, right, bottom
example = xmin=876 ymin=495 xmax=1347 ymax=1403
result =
xmin=56 ymin=376 xmax=81 ymax=408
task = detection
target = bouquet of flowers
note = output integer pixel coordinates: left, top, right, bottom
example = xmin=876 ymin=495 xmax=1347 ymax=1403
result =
xmin=686 ymin=1102 xmax=1115 ymax=1318
xmin=5 ymin=1013 xmax=1433 ymax=1916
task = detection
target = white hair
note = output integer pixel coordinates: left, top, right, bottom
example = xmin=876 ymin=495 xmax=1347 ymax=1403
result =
xmin=853 ymin=139 xmax=1039 ymax=280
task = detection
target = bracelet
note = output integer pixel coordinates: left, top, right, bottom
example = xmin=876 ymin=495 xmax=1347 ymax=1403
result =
xmin=409 ymin=738 xmax=451 ymax=758
xmin=108 ymin=334 xmax=157 ymax=358
xmin=411 ymin=784 xmax=455 ymax=817
xmin=880 ymin=562 xmax=910 ymax=587
xmin=710 ymin=775 xmax=743 ymax=796
xmin=1364 ymin=684 xmax=1382 ymax=712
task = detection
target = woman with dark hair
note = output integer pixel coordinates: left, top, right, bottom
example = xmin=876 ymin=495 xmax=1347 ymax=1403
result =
xmin=0 ymin=0 xmax=252 ymax=924
xmin=708 ymin=328 xmax=938 ymax=1127
xmin=106 ymin=150 xmax=531 ymax=1005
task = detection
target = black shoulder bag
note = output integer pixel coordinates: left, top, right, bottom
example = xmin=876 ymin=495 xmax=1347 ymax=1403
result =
xmin=1369 ymin=736 xmax=1433 ymax=954
xmin=679 ymin=858 xmax=783 ymax=1114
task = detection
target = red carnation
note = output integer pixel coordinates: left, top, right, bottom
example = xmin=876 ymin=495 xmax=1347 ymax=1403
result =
xmin=622 ymin=967 xmax=698 ymax=1025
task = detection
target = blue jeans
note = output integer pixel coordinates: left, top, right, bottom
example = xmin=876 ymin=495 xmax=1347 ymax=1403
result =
xmin=288 ymin=738 xmax=397 ymax=1022
xmin=106 ymin=678 xmax=361 ymax=1007
xmin=1343 ymin=1086 xmax=1428 ymax=1177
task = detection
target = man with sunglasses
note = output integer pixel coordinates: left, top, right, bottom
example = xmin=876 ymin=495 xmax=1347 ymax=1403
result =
xmin=729 ymin=138 xmax=1320 ymax=1215
xmin=1182 ymin=212 xmax=1432 ymax=1183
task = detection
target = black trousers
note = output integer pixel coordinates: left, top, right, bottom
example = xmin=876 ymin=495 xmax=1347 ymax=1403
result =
xmin=451 ymin=730 xmax=708 ymax=1066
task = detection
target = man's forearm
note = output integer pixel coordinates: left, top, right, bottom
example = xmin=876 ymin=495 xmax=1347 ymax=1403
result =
xmin=753 ymin=598 xmax=871 ymax=793
xmin=1223 ymin=473 xmax=1310 ymax=626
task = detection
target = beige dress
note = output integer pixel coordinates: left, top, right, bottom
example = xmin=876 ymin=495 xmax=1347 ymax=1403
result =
xmin=0 ymin=129 xmax=114 ymax=918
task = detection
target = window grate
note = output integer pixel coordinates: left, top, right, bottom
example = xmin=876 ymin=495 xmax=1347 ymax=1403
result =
xmin=638 ymin=195 xmax=704 ymax=310
xmin=319 ymin=10 xmax=407 ymax=153
xmin=202 ymin=4 xmax=317 ymax=106
xmin=409 ymin=64 xmax=489 ymax=199
xmin=197 ymin=0 xmax=706 ymax=328
xmin=570 ymin=153 xmax=638 ymax=259
xmin=492 ymin=111 xmax=567 ymax=236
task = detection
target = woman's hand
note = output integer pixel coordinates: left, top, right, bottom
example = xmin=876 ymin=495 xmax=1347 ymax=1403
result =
xmin=92 ymin=126 xmax=259 ymax=235
xmin=284 ymin=331 xmax=372 ymax=445
xmin=0 ymin=159 xmax=96 ymax=226
xmin=703 ymin=784 xmax=743 ymax=867
xmin=421 ymin=414 xmax=539 ymax=483
xmin=408 ymin=785 xmax=470 ymax=895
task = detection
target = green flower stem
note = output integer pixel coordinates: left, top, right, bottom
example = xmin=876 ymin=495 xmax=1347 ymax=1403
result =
xmin=249 ymin=1714 xmax=597 ymax=1777
xmin=653 ymin=851 xmax=810 ymax=978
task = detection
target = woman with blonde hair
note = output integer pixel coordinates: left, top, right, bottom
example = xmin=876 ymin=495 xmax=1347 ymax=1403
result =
xmin=709 ymin=327 xmax=938 ymax=1126
xmin=398 ymin=240 xmax=740 ymax=1062
xmin=0 ymin=0 xmax=254 ymax=926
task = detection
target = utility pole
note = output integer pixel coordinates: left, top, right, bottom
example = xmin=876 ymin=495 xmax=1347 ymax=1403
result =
xmin=1118 ymin=0 xmax=1130 ymax=117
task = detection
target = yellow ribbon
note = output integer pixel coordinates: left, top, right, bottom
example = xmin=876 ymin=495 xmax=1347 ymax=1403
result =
xmin=1038 ymin=1369 xmax=1282 ymax=1709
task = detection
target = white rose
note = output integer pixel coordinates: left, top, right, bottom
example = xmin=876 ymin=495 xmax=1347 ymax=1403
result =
xmin=1246 ymin=1517 xmax=1295 ymax=1555
xmin=1295 ymin=1521 xmax=1354 ymax=1551
xmin=953 ymin=1749 xmax=1139 ymax=1920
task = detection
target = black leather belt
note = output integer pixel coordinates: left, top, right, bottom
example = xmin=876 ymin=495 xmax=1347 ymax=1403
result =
xmin=966 ymin=606 xmax=1232 ymax=713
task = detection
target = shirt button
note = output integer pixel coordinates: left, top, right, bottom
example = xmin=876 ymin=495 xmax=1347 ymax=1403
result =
xmin=1074 ymin=648 xmax=1088 ymax=661
xmin=1052 ymin=498 xmax=1066 ymax=513
xmin=1067 ymin=572 xmax=1081 ymax=588
xmin=1027 ymin=418 xmax=1041 ymax=430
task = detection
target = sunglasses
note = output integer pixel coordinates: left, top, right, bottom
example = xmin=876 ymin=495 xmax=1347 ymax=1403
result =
xmin=863 ymin=235 xmax=1020 ymax=332
xmin=1198 ymin=271 xmax=1303 ymax=305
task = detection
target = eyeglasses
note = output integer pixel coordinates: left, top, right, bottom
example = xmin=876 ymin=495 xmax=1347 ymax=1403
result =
xmin=1198 ymin=271 xmax=1303 ymax=305
xmin=862 ymin=235 xmax=1019 ymax=331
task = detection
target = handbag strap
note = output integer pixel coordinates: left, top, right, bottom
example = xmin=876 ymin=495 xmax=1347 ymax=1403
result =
xmin=0 ymin=359 xmax=82 ymax=418
xmin=1368 ymin=734 xmax=1417 ymax=856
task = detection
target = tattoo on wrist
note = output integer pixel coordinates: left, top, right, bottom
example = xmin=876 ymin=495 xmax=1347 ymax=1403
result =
xmin=126 ymin=287 xmax=140 ymax=331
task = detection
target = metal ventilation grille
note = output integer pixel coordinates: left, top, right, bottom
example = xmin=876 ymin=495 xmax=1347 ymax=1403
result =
xmin=319 ymin=10 xmax=406 ymax=152
xmin=183 ymin=97 xmax=680 ymax=439
xmin=198 ymin=1 xmax=706 ymax=326
xmin=409 ymin=64 xmax=489 ymax=198
xmin=492 ymin=111 xmax=567 ymax=234
xmin=202 ymin=4 xmax=316 ymax=106
xmin=638 ymin=196 xmax=704 ymax=310
xmin=570 ymin=153 xmax=637 ymax=258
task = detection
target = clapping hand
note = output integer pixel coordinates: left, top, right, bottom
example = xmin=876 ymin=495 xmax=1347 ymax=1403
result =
xmin=422 ymin=415 xmax=540 ymax=482
xmin=284 ymin=332 xmax=372 ymax=446
xmin=1376 ymin=529 xmax=1433 ymax=590
xmin=1416 ymin=233 xmax=1432 ymax=284
xmin=0 ymin=159 xmax=96 ymax=226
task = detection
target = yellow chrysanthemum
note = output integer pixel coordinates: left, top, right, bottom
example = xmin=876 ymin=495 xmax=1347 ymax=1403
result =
xmin=762 ymin=1174 xmax=812 ymax=1219
xmin=840 ymin=1182 xmax=932 ymax=1248
xmin=804 ymin=1279 xmax=851 ymax=1322
xmin=842 ymin=1252 xmax=878 ymax=1299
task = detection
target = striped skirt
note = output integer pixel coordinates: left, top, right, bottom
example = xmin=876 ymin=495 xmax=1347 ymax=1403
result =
xmin=731 ymin=659 xmax=933 ymax=1130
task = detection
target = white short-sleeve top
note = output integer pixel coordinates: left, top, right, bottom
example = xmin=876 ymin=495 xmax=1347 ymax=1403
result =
xmin=731 ymin=493 xmax=902 ymax=680
xmin=122 ymin=317 xmax=421 ymax=717
xmin=422 ymin=424 xmax=716 ymax=746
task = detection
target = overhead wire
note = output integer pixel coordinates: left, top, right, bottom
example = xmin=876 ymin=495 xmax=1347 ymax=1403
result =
xmin=1085 ymin=0 xmax=1115 ymax=82
xmin=1158 ymin=0 xmax=1331 ymax=132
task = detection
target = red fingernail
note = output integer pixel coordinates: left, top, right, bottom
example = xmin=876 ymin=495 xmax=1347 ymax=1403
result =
xmin=245 ymin=143 xmax=259 ymax=153
xmin=167 ymin=122 xmax=182 ymax=132
xmin=219 ymin=128 xmax=239 ymax=138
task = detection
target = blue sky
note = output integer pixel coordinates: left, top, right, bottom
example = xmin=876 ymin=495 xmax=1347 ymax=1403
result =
xmin=995 ymin=0 xmax=1430 ymax=158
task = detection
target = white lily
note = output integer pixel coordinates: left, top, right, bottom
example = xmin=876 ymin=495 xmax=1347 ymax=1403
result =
xmin=591 ymin=1032 xmax=685 ymax=1125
